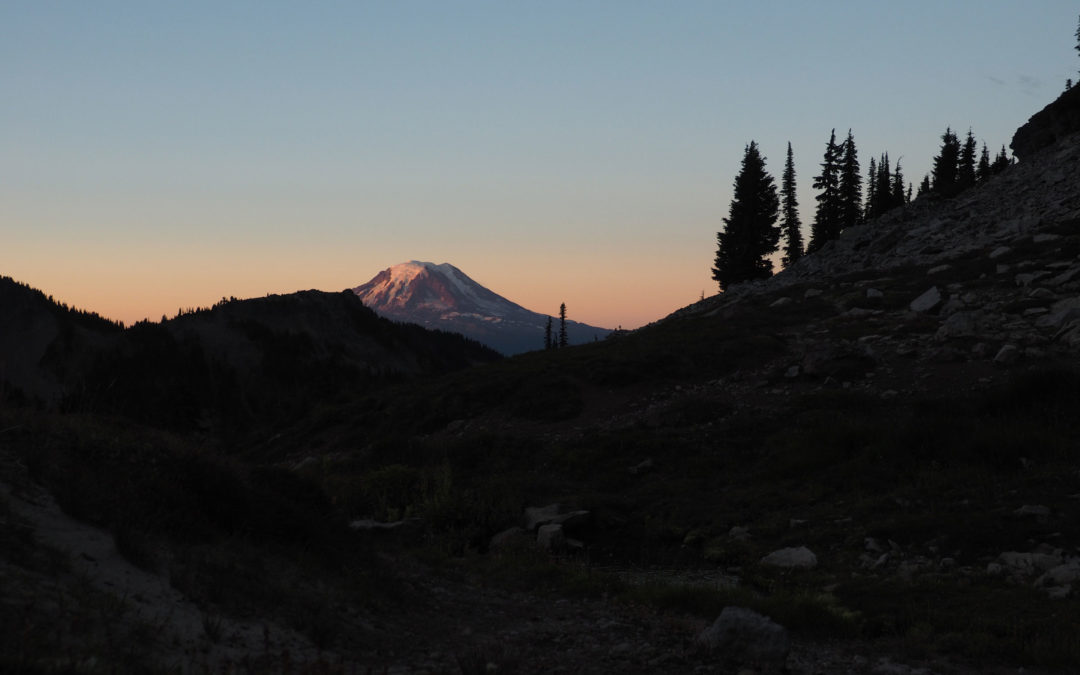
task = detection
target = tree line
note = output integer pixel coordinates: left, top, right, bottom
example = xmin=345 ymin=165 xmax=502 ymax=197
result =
xmin=712 ymin=127 xmax=1014 ymax=291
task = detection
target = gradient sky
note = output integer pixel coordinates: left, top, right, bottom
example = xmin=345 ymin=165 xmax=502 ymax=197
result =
xmin=3 ymin=2 xmax=1076 ymax=329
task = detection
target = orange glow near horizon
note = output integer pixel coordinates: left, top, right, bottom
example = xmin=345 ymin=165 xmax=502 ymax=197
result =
xmin=6 ymin=238 xmax=713 ymax=331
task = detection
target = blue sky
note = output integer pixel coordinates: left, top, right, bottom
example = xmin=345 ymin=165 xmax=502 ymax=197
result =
xmin=2 ymin=1 xmax=1076 ymax=328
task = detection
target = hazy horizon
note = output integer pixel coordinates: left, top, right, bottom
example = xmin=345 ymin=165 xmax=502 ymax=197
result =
xmin=3 ymin=1 xmax=1076 ymax=329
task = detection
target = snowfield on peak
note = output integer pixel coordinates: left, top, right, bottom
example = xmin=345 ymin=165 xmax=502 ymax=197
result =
xmin=352 ymin=261 xmax=612 ymax=355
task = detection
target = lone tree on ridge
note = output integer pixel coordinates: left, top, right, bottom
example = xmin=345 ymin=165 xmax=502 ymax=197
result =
xmin=712 ymin=141 xmax=780 ymax=291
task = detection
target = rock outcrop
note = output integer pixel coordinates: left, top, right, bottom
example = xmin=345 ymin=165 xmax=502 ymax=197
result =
xmin=1011 ymin=84 xmax=1080 ymax=161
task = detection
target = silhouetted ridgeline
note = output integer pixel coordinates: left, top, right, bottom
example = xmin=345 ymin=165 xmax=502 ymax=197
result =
xmin=1 ymin=283 xmax=499 ymax=436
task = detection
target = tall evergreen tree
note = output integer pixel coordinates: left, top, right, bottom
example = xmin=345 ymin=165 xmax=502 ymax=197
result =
xmin=1076 ymin=13 xmax=1080 ymax=64
xmin=917 ymin=174 xmax=931 ymax=198
xmin=976 ymin=143 xmax=991 ymax=183
xmin=865 ymin=152 xmax=892 ymax=219
xmin=712 ymin=141 xmax=780 ymax=290
xmin=864 ymin=156 xmax=877 ymax=222
xmin=991 ymin=145 xmax=1011 ymax=175
xmin=891 ymin=157 xmax=906 ymax=207
xmin=544 ymin=316 xmax=553 ymax=350
xmin=779 ymin=142 xmax=803 ymax=268
xmin=958 ymin=129 xmax=978 ymax=191
xmin=808 ymin=130 xmax=842 ymax=252
xmin=558 ymin=303 xmax=568 ymax=348
xmin=932 ymin=128 xmax=961 ymax=197
xmin=838 ymin=130 xmax=862 ymax=230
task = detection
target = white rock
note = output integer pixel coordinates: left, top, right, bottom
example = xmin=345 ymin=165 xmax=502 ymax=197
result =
xmin=866 ymin=288 xmax=884 ymax=300
xmin=536 ymin=523 xmax=565 ymax=551
xmin=994 ymin=344 xmax=1020 ymax=364
xmin=523 ymin=504 xmax=561 ymax=530
xmin=909 ymin=286 xmax=942 ymax=313
xmin=770 ymin=297 xmax=793 ymax=308
xmin=696 ymin=607 xmax=790 ymax=671
xmin=1013 ymin=504 xmax=1050 ymax=518
xmin=1036 ymin=562 xmax=1080 ymax=587
xmin=804 ymin=288 xmax=823 ymax=299
xmin=928 ymin=264 xmax=952 ymax=275
xmin=760 ymin=546 xmax=817 ymax=569
xmin=989 ymin=246 xmax=1012 ymax=259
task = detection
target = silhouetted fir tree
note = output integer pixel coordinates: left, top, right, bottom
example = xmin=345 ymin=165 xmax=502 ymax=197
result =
xmin=864 ymin=156 xmax=877 ymax=221
xmin=891 ymin=157 xmax=906 ymax=207
xmin=558 ymin=303 xmax=568 ymax=348
xmin=977 ymin=143 xmax=992 ymax=183
xmin=544 ymin=316 xmax=553 ymax=350
xmin=779 ymin=142 xmax=803 ymax=268
xmin=906 ymin=183 xmax=913 ymax=203
xmin=1068 ymin=78 xmax=1074 ymax=91
xmin=865 ymin=152 xmax=892 ymax=219
xmin=1076 ymin=13 xmax=1080 ymax=64
xmin=932 ymin=128 xmax=961 ymax=197
xmin=958 ymin=129 xmax=978 ymax=191
xmin=991 ymin=145 xmax=1011 ymax=175
xmin=917 ymin=174 xmax=931 ymax=197
xmin=712 ymin=141 xmax=780 ymax=290
xmin=808 ymin=130 xmax=842 ymax=252
xmin=838 ymin=130 xmax=862 ymax=230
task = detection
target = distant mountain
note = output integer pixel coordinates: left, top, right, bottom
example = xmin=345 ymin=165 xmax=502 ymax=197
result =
xmin=352 ymin=261 xmax=612 ymax=355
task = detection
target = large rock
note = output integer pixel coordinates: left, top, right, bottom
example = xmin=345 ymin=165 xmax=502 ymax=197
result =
xmin=760 ymin=546 xmax=818 ymax=569
xmin=522 ymin=504 xmax=591 ymax=532
xmin=535 ymin=523 xmax=566 ymax=552
xmin=909 ymin=286 xmax=942 ymax=313
xmin=696 ymin=606 xmax=790 ymax=672
xmin=1011 ymin=85 xmax=1080 ymax=161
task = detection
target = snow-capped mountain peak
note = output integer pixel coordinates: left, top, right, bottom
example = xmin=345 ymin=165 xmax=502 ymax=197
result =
xmin=351 ymin=262 xmax=611 ymax=355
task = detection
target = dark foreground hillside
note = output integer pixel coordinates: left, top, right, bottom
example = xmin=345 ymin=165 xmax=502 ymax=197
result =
xmin=2 ymin=92 xmax=1080 ymax=673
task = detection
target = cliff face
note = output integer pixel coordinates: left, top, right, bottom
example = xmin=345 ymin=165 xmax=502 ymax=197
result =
xmin=1011 ymin=84 xmax=1080 ymax=160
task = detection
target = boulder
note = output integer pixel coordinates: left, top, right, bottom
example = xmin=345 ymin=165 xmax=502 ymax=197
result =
xmin=489 ymin=526 xmax=527 ymax=551
xmin=522 ymin=504 xmax=591 ymax=533
xmin=760 ymin=546 xmax=817 ymax=569
xmin=536 ymin=523 xmax=566 ymax=552
xmin=909 ymin=286 xmax=942 ymax=313
xmin=523 ymin=504 xmax=562 ymax=531
xmin=994 ymin=344 xmax=1020 ymax=365
xmin=1011 ymin=84 xmax=1080 ymax=160
xmin=1036 ymin=561 xmax=1080 ymax=587
xmin=1013 ymin=504 xmax=1050 ymax=518
xmin=695 ymin=606 xmax=790 ymax=673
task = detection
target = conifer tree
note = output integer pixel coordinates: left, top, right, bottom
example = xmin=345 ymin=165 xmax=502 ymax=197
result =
xmin=779 ymin=142 xmax=803 ymax=268
xmin=991 ymin=145 xmax=1011 ymax=175
xmin=712 ymin=141 xmax=780 ymax=290
xmin=544 ymin=316 xmax=553 ymax=350
xmin=932 ymin=128 xmax=961 ymax=197
xmin=838 ymin=130 xmax=862 ymax=230
xmin=808 ymin=130 xmax=842 ymax=252
xmin=976 ymin=143 xmax=991 ymax=183
xmin=864 ymin=156 xmax=877 ymax=222
xmin=891 ymin=157 xmax=906 ymax=207
xmin=917 ymin=174 xmax=931 ymax=197
xmin=906 ymin=183 xmax=913 ymax=203
xmin=558 ymin=303 xmax=568 ymax=348
xmin=865 ymin=152 xmax=892 ymax=219
xmin=958 ymin=129 xmax=978 ymax=191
